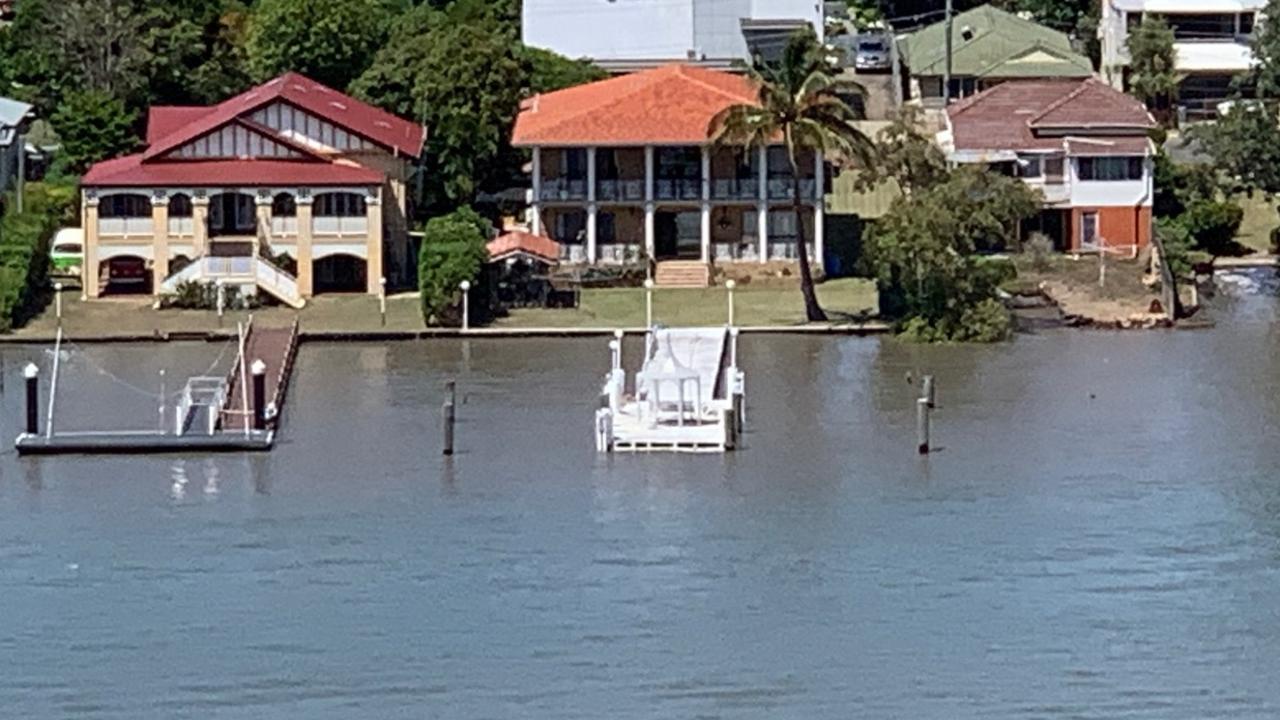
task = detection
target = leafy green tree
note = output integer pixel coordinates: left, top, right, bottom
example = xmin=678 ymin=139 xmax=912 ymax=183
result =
xmin=863 ymin=166 xmax=1040 ymax=341
xmin=710 ymin=29 xmax=875 ymax=322
xmin=142 ymin=0 xmax=253 ymax=106
xmin=1127 ymin=15 xmax=1179 ymax=117
xmin=1249 ymin=0 xmax=1280 ymax=97
xmin=352 ymin=5 xmax=525 ymax=210
xmin=524 ymin=47 xmax=608 ymax=95
xmin=419 ymin=208 xmax=490 ymax=324
xmin=855 ymin=106 xmax=946 ymax=196
xmin=51 ymin=90 xmax=139 ymax=174
xmin=246 ymin=0 xmax=393 ymax=89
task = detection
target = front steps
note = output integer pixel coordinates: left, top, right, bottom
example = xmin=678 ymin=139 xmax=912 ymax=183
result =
xmin=654 ymin=260 xmax=711 ymax=288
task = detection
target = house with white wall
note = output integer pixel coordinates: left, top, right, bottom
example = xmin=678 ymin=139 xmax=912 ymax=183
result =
xmin=1 ymin=96 xmax=35 ymax=204
xmin=522 ymin=0 xmax=825 ymax=71
xmin=938 ymin=78 xmax=1157 ymax=252
xmin=1100 ymin=0 xmax=1264 ymax=117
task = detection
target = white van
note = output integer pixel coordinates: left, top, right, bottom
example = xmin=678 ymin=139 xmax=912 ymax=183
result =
xmin=49 ymin=227 xmax=84 ymax=280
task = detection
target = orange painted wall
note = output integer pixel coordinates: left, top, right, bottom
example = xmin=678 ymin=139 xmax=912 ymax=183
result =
xmin=1067 ymin=206 xmax=1151 ymax=251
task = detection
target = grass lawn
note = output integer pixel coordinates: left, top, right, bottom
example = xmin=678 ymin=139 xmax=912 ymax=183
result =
xmin=495 ymin=278 xmax=879 ymax=328
xmin=1234 ymin=193 xmax=1278 ymax=254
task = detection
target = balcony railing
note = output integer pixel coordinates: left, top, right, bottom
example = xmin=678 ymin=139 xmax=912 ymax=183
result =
xmin=98 ymin=217 xmax=154 ymax=237
xmin=712 ymin=178 xmax=761 ymax=201
xmin=596 ymin=179 xmax=646 ymax=202
xmin=767 ymin=178 xmax=818 ymax=201
xmin=655 ymin=178 xmax=702 ymax=201
xmin=168 ymin=217 xmax=194 ymax=236
xmin=270 ymin=216 xmax=299 ymax=235
xmin=539 ymin=178 xmax=588 ymax=201
xmin=313 ymin=216 xmax=368 ymax=236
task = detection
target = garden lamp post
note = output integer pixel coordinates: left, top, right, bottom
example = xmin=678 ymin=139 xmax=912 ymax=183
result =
xmin=54 ymin=282 xmax=63 ymax=327
xmin=459 ymin=280 xmax=471 ymax=332
xmin=379 ymin=276 xmax=387 ymax=327
xmin=643 ymin=278 xmax=654 ymax=330
xmin=725 ymin=279 xmax=736 ymax=327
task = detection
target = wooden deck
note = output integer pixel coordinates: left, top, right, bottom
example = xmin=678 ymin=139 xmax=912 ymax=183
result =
xmin=221 ymin=319 xmax=300 ymax=430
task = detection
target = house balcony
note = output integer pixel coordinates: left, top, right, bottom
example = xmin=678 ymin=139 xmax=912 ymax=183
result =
xmin=767 ymin=178 xmax=818 ymax=201
xmin=712 ymin=179 xmax=761 ymax=201
xmin=98 ymin=217 xmax=154 ymax=238
xmin=655 ymin=178 xmax=702 ymax=201
xmin=539 ymin=178 xmax=588 ymax=201
xmin=596 ymin=178 xmax=645 ymax=202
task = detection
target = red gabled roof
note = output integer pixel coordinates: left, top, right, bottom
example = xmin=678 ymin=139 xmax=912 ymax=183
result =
xmin=487 ymin=231 xmax=560 ymax=264
xmin=146 ymin=107 xmax=208 ymax=145
xmin=947 ymin=78 xmax=1155 ymax=154
xmin=82 ymin=154 xmax=385 ymax=187
xmin=512 ymin=64 xmax=759 ymax=146
xmin=144 ymin=72 xmax=426 ymax=161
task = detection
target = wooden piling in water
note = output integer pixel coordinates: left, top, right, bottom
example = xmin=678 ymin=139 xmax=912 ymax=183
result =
xmin=24 ymin=363 xmax=38 ymax=435
xmin=922 ymin=374 xmax=936 ymax=409
xmin=442 ymin=401 xmax=456 ymax=456
xmin=916 ymin=398 xmax=930 ymax=455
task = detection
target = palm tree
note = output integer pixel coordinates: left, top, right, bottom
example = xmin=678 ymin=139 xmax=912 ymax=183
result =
xmin=709 ymin=30 xmax=875 ymax=322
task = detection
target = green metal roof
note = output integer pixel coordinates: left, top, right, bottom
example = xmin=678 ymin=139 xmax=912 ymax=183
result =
xmin=898 ymin=5 xmax=1092 ymax=79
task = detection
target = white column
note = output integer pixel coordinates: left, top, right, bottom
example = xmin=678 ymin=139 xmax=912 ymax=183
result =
xmin=644 ymin=145 xmax=655 ymax=258
xmin=586 ymin=146 xmax=598 ymax=263
xmin=813 ymin=150 xmax=825 ymax=267
xmin=700 ymin=146 xmax=711 ymax=263
xmin=530 ymin=147 xmax=542 ymax=235
xmin=757 ymin=145 xmax=769 ymax=263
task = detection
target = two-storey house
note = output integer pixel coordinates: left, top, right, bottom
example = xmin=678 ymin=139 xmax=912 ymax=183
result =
xmin=80 ymin=73 xmax=426 ymax=304
xmin=512 ymin=64 xmax=826 ymax=285
xmin=1100 ymin=0 xmax=1263 ymax=118
xmin=939 ymin=78 xmax=1157 ymax=252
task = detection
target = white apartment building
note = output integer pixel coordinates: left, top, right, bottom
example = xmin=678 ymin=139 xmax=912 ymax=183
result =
xmin=522 ymin=0 xmax=825 ymax=71
xmin=1100 ymin=0 xmax=1264 ymax=116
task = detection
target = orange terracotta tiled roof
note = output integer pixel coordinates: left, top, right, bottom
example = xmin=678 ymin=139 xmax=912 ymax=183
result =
xmin=487 ymin=231 xmax=560 ymax=264
xmin=512 ymin=64 xmax=759 ymax=147
xmin=948 ymin=78 xmax=1156 ymax=155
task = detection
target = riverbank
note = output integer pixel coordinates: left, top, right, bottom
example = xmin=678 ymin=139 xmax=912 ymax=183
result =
xmin=0 ymin=279 xmax=886 ymax=343
xmin=1010 ymin=254 xmax=1175 ymax=328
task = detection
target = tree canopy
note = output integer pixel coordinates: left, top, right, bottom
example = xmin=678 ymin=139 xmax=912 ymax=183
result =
xmin=245 ymin=0 xmax=393 ymax=89
xmin=1126 ymin=15 xmax=1179 ymax=117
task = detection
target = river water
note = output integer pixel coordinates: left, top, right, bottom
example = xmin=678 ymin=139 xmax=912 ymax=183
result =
xmin=2 ymin=282 xmax=1280 ymax=719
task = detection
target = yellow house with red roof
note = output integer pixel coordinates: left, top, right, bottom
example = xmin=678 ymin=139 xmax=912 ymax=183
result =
xmin=81 ymin=73 xmax=427 ymax=304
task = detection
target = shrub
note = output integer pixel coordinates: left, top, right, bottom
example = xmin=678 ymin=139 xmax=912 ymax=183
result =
xmin=1024 ymin=232 xmax=1055 ymax=272
xmin=0 ymin=182 xmax=70 ymax=332
xmin=1180 ymin=199 xmax=1243 ymax=254
xmin=419 ymin=208 xmax=490 ymax=324
xmin=160 ymin=281 xmax=260 ymax=310
xmin=1155 ymin=217 xmax=1194 ymax=278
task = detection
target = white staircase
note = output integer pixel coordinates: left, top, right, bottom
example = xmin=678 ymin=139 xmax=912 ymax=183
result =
xmin=161 ymin=256 xmax=305 ymax=308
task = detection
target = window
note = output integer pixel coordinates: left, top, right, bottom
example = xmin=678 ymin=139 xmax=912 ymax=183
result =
xmin=1077 ymin=157 xmax=1144 ymax=181
xmin=314 ymin=192 xmax=367 ymax=217
xmin=561 ymin=148 xmax=587 ymax=180
xmin=272 ymin=193 xmax=297 ymax=217
xmin=99 ymin=194 xmax=151 ymax=218
xmin=768 ymin=210 xmax=798 ymax=241
xmin=1080 ymin=211 xmax=1099 ymax=248
xmin=1044 ymin=156 xmax=1066 ymax=182
xmin=169 ymin=194 xmax=193 ymax=217
xmin=1017 ymin=155 xmax=1042 ymax=179
xmin=598 ymin=212 xmax=616 ymax=244
xmin=1241 ymin=12 xmax=1256 ymax=35
xmin=554 ymin=211 xmax=586 ymax=245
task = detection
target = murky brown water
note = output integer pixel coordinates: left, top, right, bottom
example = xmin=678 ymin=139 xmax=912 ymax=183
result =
xmin=2 ymin=287 xmax=1280 ymax=718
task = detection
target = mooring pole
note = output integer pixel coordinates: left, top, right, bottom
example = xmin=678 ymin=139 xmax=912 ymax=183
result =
xmin=442 ymin=400 xmax=456 ymax=456
xmin=444 ymin=379 xmax=457 ymax=407
xmin=643 ymin=278 xmax=654 ymax=330
xmin=916 ymin=397 xmax=931 ymax=454
xmin=251 ymin=359 xmax=266 ymax=431
xmin=23 ymin=363 xmax=38 ymax=436
xmin=459 ymin=279 xmax=471 ymax=333
xmin=45 ymin=327 xmax=63 ymax=439
xmin=158 ymin=369 xmax=166 ymax=433
xmin=379 ymin=276 xmax=387 ymax=327
xmin=922 ymin=374 xmax=936 ymax=409
xmin=725 ymin=279 xmax=736 ymax=327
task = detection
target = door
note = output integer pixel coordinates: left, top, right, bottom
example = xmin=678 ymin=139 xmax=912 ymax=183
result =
xmin=1080 ymin=211 xmax=1099 ymax=250
xmin=655 ymin=212 xmax=679 ymax=259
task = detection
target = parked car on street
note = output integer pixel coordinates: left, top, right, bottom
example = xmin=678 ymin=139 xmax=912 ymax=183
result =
xmin=854 ymin=33 xmax=892 ymax=72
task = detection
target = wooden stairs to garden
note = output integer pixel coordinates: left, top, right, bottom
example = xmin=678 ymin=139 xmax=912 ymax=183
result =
xmin=654 ymin=260 xmax=711 ymax=288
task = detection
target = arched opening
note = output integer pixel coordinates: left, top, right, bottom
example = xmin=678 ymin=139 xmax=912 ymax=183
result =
xmin=313 ymin=192 xmax=368 ymax=236
xmin=208 ymin=191 xmax=256 ymax=237
xmin=101 ymin=254 xmax=152 ymax=296
xmin=97 ymin=193 xmax=153 ymax=237
xmin=270 ymin=192 xmax=297 ymax=236
xmin=313 ymin=254 xmax=367 ymax=294
xmin=169 ymin=193 xmax=194 ymax=236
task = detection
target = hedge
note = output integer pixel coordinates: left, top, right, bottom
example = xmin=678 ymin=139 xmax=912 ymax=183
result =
xmin=0 ymin=182 xmax=76 ymax=332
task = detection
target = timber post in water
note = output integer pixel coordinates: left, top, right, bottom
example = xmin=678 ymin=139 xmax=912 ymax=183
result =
xmin=442 ymin=401 xmax=456 ymax=456
xmin=922 ymin=375 xmax=936 ymax=409
xmin=916 ymin=398 xmax=931 ymax=455
xmin=251 ymin=360 xmax=267 ymax=431
xmin=23 ymin=363 xmax=39 ymax=436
